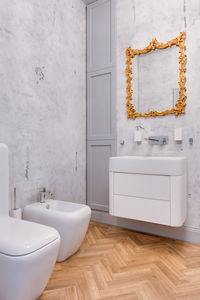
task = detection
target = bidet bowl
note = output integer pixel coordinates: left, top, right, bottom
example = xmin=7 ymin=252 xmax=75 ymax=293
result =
xmin=23 ymin=200 xmax=91 ymax=262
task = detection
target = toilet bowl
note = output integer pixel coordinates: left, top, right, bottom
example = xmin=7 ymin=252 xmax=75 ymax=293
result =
xmin=0 ymin=143 xmax=60 ymax=300
xmin=0 ymin=217 xmax=60 ymax=300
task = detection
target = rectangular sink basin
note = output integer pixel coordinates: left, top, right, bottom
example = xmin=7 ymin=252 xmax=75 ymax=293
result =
xmin=109 ymin=156 xmax=186 ymax=176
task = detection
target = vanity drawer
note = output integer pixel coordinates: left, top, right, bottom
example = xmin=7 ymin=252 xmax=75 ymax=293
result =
xmin=113 ymin=195 xmax=170 ymax=225
xmin=113 ymin=173 xmax=170 ymax=201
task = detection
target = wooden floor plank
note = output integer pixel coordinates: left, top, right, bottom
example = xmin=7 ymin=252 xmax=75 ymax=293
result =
xmin=39 ymin=222 xmax=200 ymax=300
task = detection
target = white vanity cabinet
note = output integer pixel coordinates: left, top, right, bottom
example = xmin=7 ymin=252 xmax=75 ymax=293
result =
xmin=109 ymin=156 xmax=187 ymax=227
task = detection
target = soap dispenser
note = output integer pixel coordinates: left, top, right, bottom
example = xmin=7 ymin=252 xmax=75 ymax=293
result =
xmin=134 ymin=125 xmax=144 ymax=143
xmin=174 ymin=128 xmax=182 ymax=142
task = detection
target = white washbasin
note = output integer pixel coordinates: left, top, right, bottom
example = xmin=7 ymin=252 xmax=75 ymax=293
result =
xmin=109 ymin=156 xmax=186 ymax=176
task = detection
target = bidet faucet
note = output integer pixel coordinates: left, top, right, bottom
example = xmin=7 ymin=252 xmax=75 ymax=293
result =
xmin=39 ymin=188 xmax=55 ymax=203
xmin=39 ymin=188 xmax=47 ymax=203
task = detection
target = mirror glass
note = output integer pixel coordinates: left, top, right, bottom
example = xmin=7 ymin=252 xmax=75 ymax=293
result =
xmin=132 ymin=46 xmax=179 ymax=113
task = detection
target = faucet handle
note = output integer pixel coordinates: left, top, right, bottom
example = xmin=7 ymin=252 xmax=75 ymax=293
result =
xmin=162 ymin=137 xmax=167 ymax=144
xmin=49 ymin=192 xmax=55 ymax=199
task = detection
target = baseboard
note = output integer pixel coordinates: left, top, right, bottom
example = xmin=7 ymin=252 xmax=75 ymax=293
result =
xmin=91 ymin=210 xmax=200 ymax=245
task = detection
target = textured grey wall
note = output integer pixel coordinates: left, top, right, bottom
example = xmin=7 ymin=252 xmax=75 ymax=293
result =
xmin=0 ymin=0 xmax=86 ymax=208
xmin=116 ymin=0 xmax=200 ymax=231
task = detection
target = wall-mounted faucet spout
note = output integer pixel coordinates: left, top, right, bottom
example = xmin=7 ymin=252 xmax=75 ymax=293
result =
xmin=145 ymin=136 xmax=168 ymax=145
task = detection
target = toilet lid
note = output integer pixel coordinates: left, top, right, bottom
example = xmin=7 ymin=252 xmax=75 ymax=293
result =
xmin=0 ymin=217 xmax=59 ymax=256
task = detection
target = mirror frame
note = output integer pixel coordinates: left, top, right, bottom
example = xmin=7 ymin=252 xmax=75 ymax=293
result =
xmin=126 ymin=32 xmax=187 ymax=119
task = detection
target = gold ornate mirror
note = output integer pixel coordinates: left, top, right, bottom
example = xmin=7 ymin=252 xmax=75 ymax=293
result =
xmin=126 ymin=32 xmax=187 ymax=119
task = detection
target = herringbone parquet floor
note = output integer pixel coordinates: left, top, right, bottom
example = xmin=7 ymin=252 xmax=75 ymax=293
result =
xmin=39 ymin=222 xmax=200 ymax=300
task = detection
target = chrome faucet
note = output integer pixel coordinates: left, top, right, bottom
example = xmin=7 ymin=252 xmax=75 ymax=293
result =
xmin=148 ymin=137 xmax=160 ymax=142
xmin=39 ymin=188 xmax=47 ymax=203
xmin=146 ymin=136 xmax=168 ymax=145
xmin=39 ymin=188 xmax=55 ymax=203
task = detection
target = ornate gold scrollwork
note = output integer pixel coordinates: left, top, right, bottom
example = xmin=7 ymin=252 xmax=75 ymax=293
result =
xmin=126 ymin=32 xmax=187 ymax=119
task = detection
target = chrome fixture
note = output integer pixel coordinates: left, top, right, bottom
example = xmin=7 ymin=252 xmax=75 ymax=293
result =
xmin=39 ymin=188 xmax=48 ymax=203
xmin=146 ymin=136 xmax=168 ymax=145
xmin=189 ymin=137 xmax=193 ymax=145
xmin=39 ymin=188 xmax=55 ymax=203
xmin=135 ymin=125 xmax=144 ymax=130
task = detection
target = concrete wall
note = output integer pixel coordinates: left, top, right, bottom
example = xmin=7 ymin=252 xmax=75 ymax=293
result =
xmin=0 ymin=0 xmax=86 ymax=208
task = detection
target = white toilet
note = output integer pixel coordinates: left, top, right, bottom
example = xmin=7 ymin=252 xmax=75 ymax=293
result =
xmin=0 ymin=144 xmax=60 ymax=300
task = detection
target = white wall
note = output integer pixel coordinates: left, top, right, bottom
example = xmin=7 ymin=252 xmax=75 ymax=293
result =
xmin=0 ymin=0 xmax=86 ymax=208
xmin=116 ymin=0 xmax=200 ymax=231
